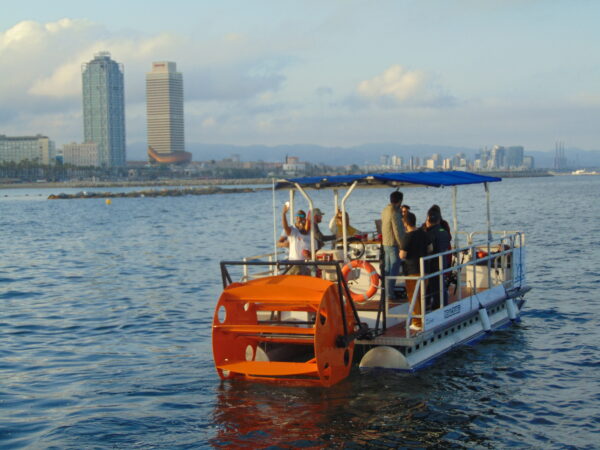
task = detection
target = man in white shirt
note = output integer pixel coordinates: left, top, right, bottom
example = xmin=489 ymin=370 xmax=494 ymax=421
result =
xmin=281 ymin=203 xmax=313 ymax=274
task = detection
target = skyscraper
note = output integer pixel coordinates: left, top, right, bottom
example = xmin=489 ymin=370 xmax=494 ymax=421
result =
xmin=82 ymin=52 xmax=126 ymax=167
xmin=505 ymin=146 xmax=524 ymax=168
xmin=146 ymin=61 xmax=190 ymax=164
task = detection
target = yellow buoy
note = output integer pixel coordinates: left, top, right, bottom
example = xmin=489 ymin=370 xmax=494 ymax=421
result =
xmin=105 ymin=198 xmax=112 ymax=205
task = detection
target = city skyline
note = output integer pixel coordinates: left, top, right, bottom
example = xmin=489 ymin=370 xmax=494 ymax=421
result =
xmin=1 ymin=1 xmax=600 ymax=152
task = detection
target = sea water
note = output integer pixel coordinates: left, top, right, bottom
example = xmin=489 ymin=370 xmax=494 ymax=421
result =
xmin=1 ymin=175 xmax=599 ymax=448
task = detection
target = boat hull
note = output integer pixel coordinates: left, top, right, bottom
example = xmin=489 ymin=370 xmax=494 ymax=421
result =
xmin=357 ymin=287 xmax=529 ymax=371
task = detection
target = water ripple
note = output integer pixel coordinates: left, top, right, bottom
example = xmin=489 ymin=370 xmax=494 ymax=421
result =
xmin=1 ymin=178 xmax=599 ymax=448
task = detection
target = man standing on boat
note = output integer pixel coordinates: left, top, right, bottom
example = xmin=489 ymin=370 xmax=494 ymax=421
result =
xmin=400 ymin=212 xmax=432 ymax=330
xmin=381 ymin=191 xmax=405 ymax=300
xmin=306 ymin=208 xmax=336 ymax=250
xmin=424 ymin=208 xmax=451 ymax=310
xmin=281 ymin=203 xmax=313 ymax=275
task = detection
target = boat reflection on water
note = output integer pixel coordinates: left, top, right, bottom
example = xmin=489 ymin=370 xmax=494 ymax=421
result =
xmin=210 ymin=381 xmax=347 ymax=448
xmin=209 ymin=325 xmax=528 ymax=448
xmin=208 ymin=372 xmax=471 ymax=448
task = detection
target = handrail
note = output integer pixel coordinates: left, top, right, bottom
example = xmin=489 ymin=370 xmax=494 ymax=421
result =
xmin=384 ymin=232 xmax=525 ymax=335
xmin=219 ymin=259 xmax=374 ymax=343
xmin=242 ymin=250 xmax=287 ymax=280
xmin=232 ymin=231 xmax=525 ymax=337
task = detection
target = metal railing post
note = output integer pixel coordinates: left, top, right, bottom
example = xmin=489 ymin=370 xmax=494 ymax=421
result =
xmin=419 ymin=256 xmax=426 ymax=328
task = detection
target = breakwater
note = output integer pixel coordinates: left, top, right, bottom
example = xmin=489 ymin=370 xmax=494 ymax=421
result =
xmin=47 ymin=186 xmax=265 ymax=199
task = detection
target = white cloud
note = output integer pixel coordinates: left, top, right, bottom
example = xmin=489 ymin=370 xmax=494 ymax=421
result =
xmin=356 ymin=64 xmax=455 ymax=108
xmin=0 ymin=18 xmax=291 ymax=145
xmin=202 ymin=117 xmax=217 ymax=128
xmin=358 ymin=65 xmax=424 ymax=101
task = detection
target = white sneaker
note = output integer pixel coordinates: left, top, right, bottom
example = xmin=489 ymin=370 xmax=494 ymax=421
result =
xmin=410 ymin=324 xmax=422 ymax=332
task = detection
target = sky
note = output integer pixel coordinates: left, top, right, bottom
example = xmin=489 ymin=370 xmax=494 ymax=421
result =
xmin=1 ymin=0 xmax=599 ymax=152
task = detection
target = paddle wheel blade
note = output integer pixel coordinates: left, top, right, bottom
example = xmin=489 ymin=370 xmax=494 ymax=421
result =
xmin=212 ymin=275 xmax=356 ymax=387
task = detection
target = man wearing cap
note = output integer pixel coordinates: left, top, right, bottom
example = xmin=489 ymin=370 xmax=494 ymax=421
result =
xmin=307 ymin=208 xmax=336 ymax=250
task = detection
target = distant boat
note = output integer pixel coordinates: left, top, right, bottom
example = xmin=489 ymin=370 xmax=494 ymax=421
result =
xmin=571 ymin=169 xmax=600 ymax=175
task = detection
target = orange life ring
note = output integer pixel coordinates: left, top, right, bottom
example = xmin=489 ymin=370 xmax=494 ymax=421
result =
xmin=341 ymin=260 xmax=380 ymax=303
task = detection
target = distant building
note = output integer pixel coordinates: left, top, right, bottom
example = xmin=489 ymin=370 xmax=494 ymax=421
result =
xmin=82 ymin=51 xmax=126 ymax=167
xmin=146 ymin=61 xmax=190 ymax=164
xmin=505 ymin=146 xmax=524 ymax=168
xmin=283 ymin=156 xmax=306 ymax=175
xmin=523 ymin=156 xmax=535 ymax=169
xmin=390 ymin=155 xmax=403 ymax=168
xmin=62 ymin=142 xmax=100 ymax=167
xmin=0 ymin=134 xmax=56 ymax=164
xmin=491 ymin=145 xmax=506 ymax=169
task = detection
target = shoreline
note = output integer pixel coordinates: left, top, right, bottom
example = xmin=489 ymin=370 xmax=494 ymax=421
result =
xmin=0 ymin=178 xmax=273 ymax=190
xmin=47 ymin=185 xmax=268 ymax=200
xmin=0 ymin=170 xmax=552 ymax=190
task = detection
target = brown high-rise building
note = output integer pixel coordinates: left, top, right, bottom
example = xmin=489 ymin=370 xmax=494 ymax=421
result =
xmin=146 ymin=61 xmax=190 ymax=163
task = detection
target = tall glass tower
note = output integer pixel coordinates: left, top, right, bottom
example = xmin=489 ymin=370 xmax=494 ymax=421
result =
xmin=82 ymin=52 xmax=126 ymax=167
xmin=146 ymin=61 xmax=190 ymax=163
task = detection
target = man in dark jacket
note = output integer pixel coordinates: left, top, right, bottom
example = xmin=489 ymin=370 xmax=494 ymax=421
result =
xmin=400 ymin=212 xmax=432 ymax=330
xmin=424 ymin=209 xmax=451 ymax=310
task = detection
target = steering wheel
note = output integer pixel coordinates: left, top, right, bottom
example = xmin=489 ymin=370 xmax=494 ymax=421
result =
xmin=336 ymin=237 xmax=365 ymax=260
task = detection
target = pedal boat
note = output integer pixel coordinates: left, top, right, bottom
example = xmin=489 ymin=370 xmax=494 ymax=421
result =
xmin=212 ymin=171 xmax=530 ymax=387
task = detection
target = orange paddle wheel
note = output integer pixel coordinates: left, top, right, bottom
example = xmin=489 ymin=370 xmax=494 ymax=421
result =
xmin=212 ymin=274 xmax=359 ymax=387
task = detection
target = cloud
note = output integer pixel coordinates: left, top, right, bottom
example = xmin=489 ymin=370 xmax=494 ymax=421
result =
xmin=0 ymin=18 xmax=292 ymax=144
xmin=0 ymin=19 xmax=288 ymax=105
xmin=355 ymin=64 xmax=456 ymax=108
xmin=202 ymin=117 xmax=217 ymax=128
xmin=315 ymin=86 xmax=333 ymax=97
xmin=185 ymin=59 xmax=287 ymax=102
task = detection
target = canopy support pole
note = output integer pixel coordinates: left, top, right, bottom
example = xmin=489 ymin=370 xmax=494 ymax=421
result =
xmin=452 ymin=186 xmax=462 ymax=301
xmin=341 ymin=181 xmax=359 ymax=262
xmin=485 ymin=182 xmax=492 ymax=242
xmin=452 ymin=186 xmax=459 ymax=249
xmin=272 ymin=179 xmax=278 ymax=268
xmin=485 ymin=182 xmax=493 ymax=288
xmin=333 ymin=189 xmax=339 ymax=213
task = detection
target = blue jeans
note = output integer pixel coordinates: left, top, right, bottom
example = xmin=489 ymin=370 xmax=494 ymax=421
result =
xmin=383 ymin=245 xmax=401 ymax=299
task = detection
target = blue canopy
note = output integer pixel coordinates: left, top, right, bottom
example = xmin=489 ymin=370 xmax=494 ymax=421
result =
xmin=275 ymin=171 xmax=501 ymax=190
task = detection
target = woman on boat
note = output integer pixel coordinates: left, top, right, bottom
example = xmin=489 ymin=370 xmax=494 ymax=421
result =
xmin=328 ymin=209 xmax=360 ymax=239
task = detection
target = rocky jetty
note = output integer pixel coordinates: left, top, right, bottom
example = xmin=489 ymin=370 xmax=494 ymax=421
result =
xmin=48 ymin=186 xmax=262 ymax=200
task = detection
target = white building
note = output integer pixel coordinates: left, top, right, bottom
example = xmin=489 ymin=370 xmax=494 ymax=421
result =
xmin=283 ymin=156 xmax=306 ymax=175
xmin=0 ymin=135 xmax=56 ymax=164
xmin=62 ymin=142 xmax=100 ymax=167
xmin=390 ymin=155 xmax=403 ymax=168
xmin=146 ymin=61 xmax=185 ymax=157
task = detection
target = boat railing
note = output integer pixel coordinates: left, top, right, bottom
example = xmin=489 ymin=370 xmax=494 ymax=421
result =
xmin=240 ymin=250 xmax=287 ymax=281
xmin=384 ymin=231 xmax=525 ymax=333
xmin=465 ymin=230 xmax=525 ymax=246
xmin=218 ymin=259 xmax=374 ymax=343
